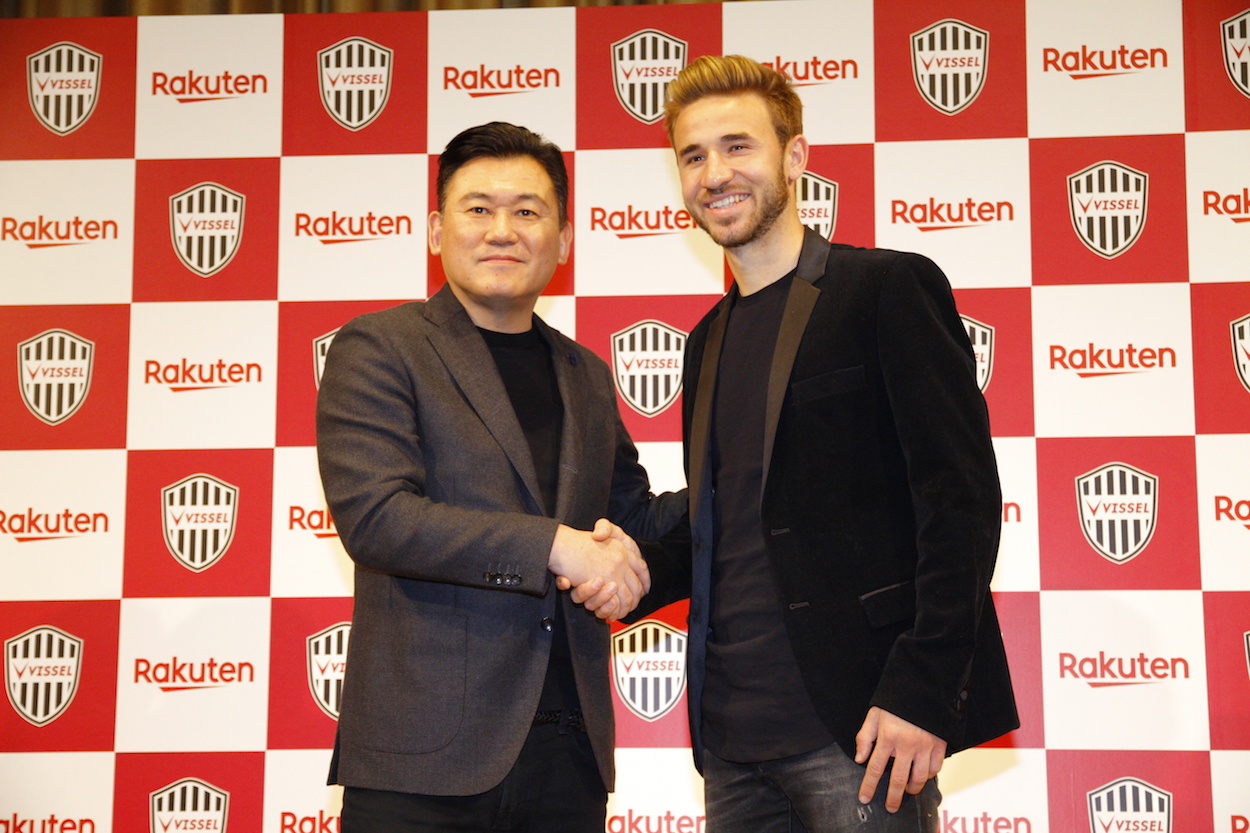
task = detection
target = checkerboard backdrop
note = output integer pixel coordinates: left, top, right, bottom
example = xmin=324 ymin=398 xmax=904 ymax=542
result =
xmin=2 ymin=0 xmax=1250 ymax=829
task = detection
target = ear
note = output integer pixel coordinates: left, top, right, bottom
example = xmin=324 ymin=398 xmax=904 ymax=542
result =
xmin=557 ymin=219 xmax=572 ymax=265
xmin=784 ymin=134 xmax=810 ymax=185
xmin=427 ymin=210 xmax=443 ymax=256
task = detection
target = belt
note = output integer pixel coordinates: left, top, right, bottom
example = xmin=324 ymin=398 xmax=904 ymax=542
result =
xmin=533 ymin=708 xmax=586 ymax=732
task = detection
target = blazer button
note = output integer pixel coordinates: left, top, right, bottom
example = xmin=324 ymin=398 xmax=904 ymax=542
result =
xmin=540 ymin=617 xmax=554 ymax=633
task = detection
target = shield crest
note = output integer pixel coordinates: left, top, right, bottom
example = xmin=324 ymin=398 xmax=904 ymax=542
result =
xmin=611 ymin=29 xmax=687 ymax=124
xmin=318 ymin=37 xmax=393 ymax=131
xmin=307 ymin=622 xmax=351 ymax=720
xmin=170 ymin=182 xmax=245 ymax=277
xmin=1087 ymin=777 xmax=1171 ymax=833
xmin=1223 ymin=9 xmax=1250 ymax=99
xmin=960 ymin=315 xmax=994 ymax=393
xmin=613 ymin=619 xmax=687 ymax=722
xmin=150 ymin=778 xmax=229 ymax=833
xmin=798 ymin=171 xmax=838 ymax=241
xmin=1231 ymin=313 xmax=1250 ymax=393
xmin=4 ymin=625 xmax=83 ymax=726
xmin=161 ymin=473 xmax=239 ymax=572
xmin=611 ymin=319 xmax=686 ymax=417
xmin=911 ymin=19 xmax=989 ymax=115
xmin=1068 ymin=161 xmax=1148 ymax=259
xmin=17 ymin=328 xmax=94 ymax=426
xmin=313 ymin=328 xmax=340 ymax=390
xmin=27 ymin=41 xmax=101 ymax=135
xmin=1076 ymin=462 xmax=1158 ymax=564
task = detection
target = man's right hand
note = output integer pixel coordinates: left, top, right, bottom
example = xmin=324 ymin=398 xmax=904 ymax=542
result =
xmin=549 ymin=521 xmax=648 ymax=620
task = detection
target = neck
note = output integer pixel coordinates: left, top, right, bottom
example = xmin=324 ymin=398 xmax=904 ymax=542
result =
xmin=725 ymin=211 xmax=806 ymax=296
xmin=449 ymin=288 xmax=535 ymax=334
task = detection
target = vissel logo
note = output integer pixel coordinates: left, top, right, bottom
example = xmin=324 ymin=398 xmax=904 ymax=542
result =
xmin=1087 ymin=777 xmax=1171 ymax=833
xmin=911 ymin=19 xmax=989 ymax=115
xmin=4 ymin=625 xmax=83 ymax=726
xmin=27 ymin=42 xmax=101 ymax=135
xmin=612 ymin=619 xmax=686 ymax=722
xmin=1068 ymin=161 xmax=1148 ymax=259
xmin=307 ymin=622 xmax=350 ymax=720
xmin=170 ymin=182 xmax=245 ymax=277
xmin=611 ymin=29 xmax=687 ymax=124
xmin=162 ymin=474 xmax=239 ymax=573
xmin=318 ymin=37 xmax=393 ymax=131
xmin=960 ymin=315 xmax=994 ymax=392
xmin=1232 ymin=313 xmax=1250 ymax=393
xmin=1076 ymin=462 xmax=1158 ymax=564
xmin=314 ymin=328 xmax=339 ymax=389
xmin=18 ymin=328 xmax=94 ymax=426
xmin=611 ymin=320 xmax=685 ymax=417
xmin=798 ymin=172 xmax=838 ymax=241
xmin=150 ymin=778 xmax=229 ymax=833
xmin=1222 ymin=10 xmax=1250 ymax=99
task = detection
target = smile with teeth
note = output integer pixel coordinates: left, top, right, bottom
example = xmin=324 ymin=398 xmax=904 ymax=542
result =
xmin=707 ymin=193 xmax=748 ymax=210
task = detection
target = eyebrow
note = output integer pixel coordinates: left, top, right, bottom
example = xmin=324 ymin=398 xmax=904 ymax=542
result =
xmin=678 ymin=132 xmax=755 ymax=158
xmin=458 ymin=191 xmax=548 ymax=207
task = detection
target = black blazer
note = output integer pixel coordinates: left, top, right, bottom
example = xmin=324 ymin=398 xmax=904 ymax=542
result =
xmin=642 ymin=230 xmax=1018 ymax=769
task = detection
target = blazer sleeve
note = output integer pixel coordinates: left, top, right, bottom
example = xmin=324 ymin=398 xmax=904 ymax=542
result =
xmin=316 ymin=312 xmax=560 ymax=597
xmin=867 ymin=253 xmax=1003 ymax=738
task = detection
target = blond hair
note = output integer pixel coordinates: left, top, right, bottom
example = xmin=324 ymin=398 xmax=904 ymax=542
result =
xmin=663 ymin=55 xmax=803 ymax=148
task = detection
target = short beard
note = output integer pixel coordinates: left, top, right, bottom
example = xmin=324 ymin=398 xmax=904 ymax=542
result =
xmin=695 ymin=167 xmax=790 ymax=250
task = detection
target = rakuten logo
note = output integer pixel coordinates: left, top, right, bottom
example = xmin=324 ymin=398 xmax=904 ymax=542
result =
xmin=760 ymin=55 xmax=858 ymax=85
xmin=133 ymin=656 xmax=255 ymax=691
xmin=939 ymin=811 xmax=1033 ymax=833
xmin=151 ymin=70 xmax=269 ymax=102
xmin=1058 ymin=651 xmax=1189 ymax=686
xmin=1214 ymin=496 xmax=1250 ymax=530
xmin=890 ymin=199 xmax=1014 ymax=231
xmin=143 ymin=359 xmax=263 ymax=391
xmin=1042 ymin=45 xmax=1168 ymax=79
xmin=0 ymin=508 xmax=108 ymax=541
xmin=0 ymin=813 xmax=97 ymax=832
xmin=1202 ymin=188 xmax=1250 ymax=223
xmin=1049 ymin=343 xmax=1176 ymax=377
xmin=280 ymin=810 xmax=340 ymax=832
xmin=589 ymin=205 xmax=695 ymax=238
xmin=1 ymin=216 xmax=119 ymax=248
xmin=442 ymin=64 xmax=559 ymax=97
xmin=606 ymin=810 xmax=705 ymax=833
xmin=294 ymin=212 xmax=413 ymax=243
xmin=289 ymin=505 xmax=337 ymax=539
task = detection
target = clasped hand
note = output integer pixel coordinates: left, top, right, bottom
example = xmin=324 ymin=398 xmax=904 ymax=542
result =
xmin=548 ymin=520 xmax=649 ymax=621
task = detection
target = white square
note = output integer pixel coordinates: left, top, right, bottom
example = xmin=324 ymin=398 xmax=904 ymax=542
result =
xmin=115 ymin=596 xmax=270 ymax=752
xmin=607 ymin=747 xmax=704 ymax=831
xmin=1026 ymin=0 xmax=1185 ymax=139
xmin=262 ymin=750 xmax=342 ymax=833
xmin=127 ymin=300 xmax=278 ymax=450
xmin=1186 ymin=130 xmax=1250 ymax=284
xmin=635 ymin=440 xmax=687 ymax=497
xmin=723 ymin=0 xmax=875 ymax=145
xmin=271 ymin=446 xmax=353 ymax=599
xmin=427 ymin=8 xmax=576 ymax=154
xmin=1032 ymin=284 xmax=1195 ymax=438
xmin=939 ymin=748 xmax=1049 ymax=833
xmin=0 ymin=159 xmax=135 ymax=306
xmin=135 ymin=15 xmax=283 ymax=160
xmin=0 ymin=752 xmax=116 ymax=832
xmin=278 ymin=154 xmax=428 ymax=302
xmin=1040 ymin=590 xmax=1209 ymax=750
xmin=0 ymin=449 xmax=126 ymax=601
xmin=1195 ymin=434 xmax=1250 ymax=591
xmin=1210 ymin=750 xmax=1250 ymax=829
xmin=874 ymin=138 xmax=1032 ymax=289
xmin=574 ymin=148 xmax=725 ymax=298
xmin=991 ymin=437 xmax=1039 ymax=593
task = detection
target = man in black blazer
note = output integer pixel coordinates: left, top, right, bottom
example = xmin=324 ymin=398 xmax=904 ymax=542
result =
xmin=317 ymin=123 xmax=686 ymax=832
xmin=586 ymin=56 xmax=1018 ymax=832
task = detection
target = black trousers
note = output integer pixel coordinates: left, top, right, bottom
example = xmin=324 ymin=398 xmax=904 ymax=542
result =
xmin=340 ymin=722 xmax=608 ymax=833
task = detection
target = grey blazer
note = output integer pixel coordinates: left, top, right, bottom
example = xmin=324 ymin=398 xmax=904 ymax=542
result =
xmin=316 ymin=285 xmax=685 ymax=795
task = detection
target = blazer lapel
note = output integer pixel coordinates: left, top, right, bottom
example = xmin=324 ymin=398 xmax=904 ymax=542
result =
xmin=423 ymin=287 xmax=547 ymax=516
xmin=687 ymin=296 xmax=731 ymax=522
xmin=537 ymin=319 xmax=584 ymax=523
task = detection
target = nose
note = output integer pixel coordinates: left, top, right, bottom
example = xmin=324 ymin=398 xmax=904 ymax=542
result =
xmin=702 ymin=152 xmax=732 ymax=191
xmin=485 ymin=210 xmax=518 ymax=244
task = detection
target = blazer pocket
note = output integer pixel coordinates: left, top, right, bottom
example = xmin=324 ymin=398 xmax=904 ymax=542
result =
xmin=791 ymin=365 xmax=867 ymax=404
xmin=858 ymin=580 xmax=916 ymax=628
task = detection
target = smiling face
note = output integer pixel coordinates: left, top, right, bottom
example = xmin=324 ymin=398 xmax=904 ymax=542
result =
xmin=429 ymin=154 xmax=571 ymax=332
xmin=672 ymin=93 xmax=805 ymax=253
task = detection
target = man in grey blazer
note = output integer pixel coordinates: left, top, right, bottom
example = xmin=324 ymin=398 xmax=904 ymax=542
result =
xmin=316 ymin=122 xmax=686 ymax=832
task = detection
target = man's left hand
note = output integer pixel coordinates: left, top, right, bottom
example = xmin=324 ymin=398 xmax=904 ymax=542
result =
xmin=854 ymin=706 xmax=946 ymax=813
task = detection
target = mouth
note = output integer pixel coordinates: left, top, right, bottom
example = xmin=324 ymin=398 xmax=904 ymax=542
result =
xmin=705 ymin=193 xmax=748 ymax=211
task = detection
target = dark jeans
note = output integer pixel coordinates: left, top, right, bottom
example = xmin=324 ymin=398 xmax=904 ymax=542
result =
xmin=341 ymin=722 xmax=607 ymax=833
xmin=703 ymin=743 xmax=941 ymax=833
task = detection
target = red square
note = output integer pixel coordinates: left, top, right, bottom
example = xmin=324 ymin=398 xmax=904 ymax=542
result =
xmin=1046 ymin=750 xmax=1213 ymax=833
xmin=282 ymin=12 xmax=427 ymax=157
xmin=277 ymin=299 xmax=407 ymax=448
xmin=268 ymin=597 xmax=353 ymax=750
xmin=1029 ymin=135 xmax=1188 ymax=285
xmin=112 ymin=752 xmax=264 ymax=833
xmin=1184 ymin=0 xmax=1250 ymax=131
xmin=1203 ymin=591 xmax=1250 ymax=749
xmin=1192 ymin=282 xmax=1250 ymax=435
xmin=808 ymin=143 xmax=875 ymax=249
xmin=426 ymin=152 xmax=575 ymax=299
xmin=575 ymin=4 xmax=722 ymax=150
xmin=0 ymin=304 xmax=129 ymax=451
xmin=123 ymin=449 xmax=273 ymax=598
xmin=951 ymin=287 xmax=1034 ymax=438
xmin=0 ymin=18 xmax=136 ymax=160
xmin=1037 ymin=437 xmax=1200 ymax=590
xmin=0 ymin=600 xmax=118 ymax=751
xmin=577 ymin=295 xmax=718 ymax=444
xmin=873 ymin=0 xmax=1027 ymax=141
xmin=979 ymin=591 xmax=1043 ymax=749
xmin=133 ymin=157 xmax=279 ymax=302
xmin=611 ymin=600 xmax=692 ymax=749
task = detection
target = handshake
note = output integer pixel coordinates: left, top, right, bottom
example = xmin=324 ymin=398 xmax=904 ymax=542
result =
xmin=547 ymin=519 xmax=650 ymax=621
